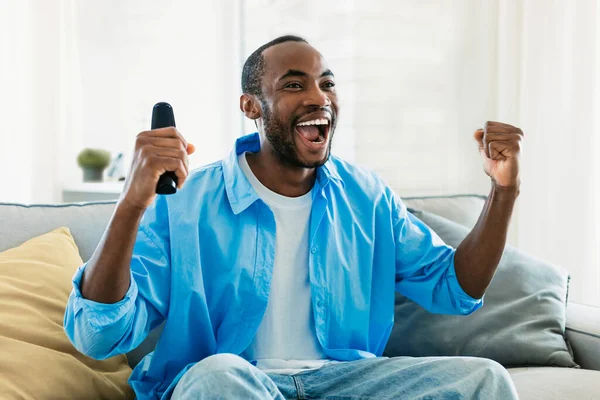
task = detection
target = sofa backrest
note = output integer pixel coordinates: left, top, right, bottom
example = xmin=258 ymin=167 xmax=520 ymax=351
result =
xmin=0 ymin=195 xmax=487 ymax=258
xmin=402 ymin=194 xmax=486 ymax=229
xmin=0 ymin=201 xmax=117 ymax=260
xmin=0 ymin=194 xmax=486 ymax=368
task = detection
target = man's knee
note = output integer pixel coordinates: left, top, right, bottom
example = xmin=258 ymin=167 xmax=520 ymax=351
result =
xmin=468 ymin=357 xmax=511 ymax=380
xmin=463 ymin=357 xmax=517 ymax=396
xmin=175 ymin=354 xmax=253 ymax=391
xmin=194 ymin=353 xmax=252 ymax=374
xmin=172 ymin=354 xmax=271 ymax=399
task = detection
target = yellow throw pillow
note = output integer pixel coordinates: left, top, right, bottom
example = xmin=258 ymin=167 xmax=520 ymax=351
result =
xmin=0 ymin=227 xmax=134 ymax=399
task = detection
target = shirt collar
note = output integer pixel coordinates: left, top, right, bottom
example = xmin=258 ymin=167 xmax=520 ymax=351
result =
xmin=223 ymin=132 xmax=344 ymax=215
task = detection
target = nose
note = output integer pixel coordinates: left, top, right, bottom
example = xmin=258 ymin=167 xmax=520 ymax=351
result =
xmin=303 ymin=84 xmax=331 ymax=108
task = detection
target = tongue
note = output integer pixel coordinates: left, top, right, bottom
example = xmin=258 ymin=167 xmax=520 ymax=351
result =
xmin=296 ymin=125 xmax=320 ymax=141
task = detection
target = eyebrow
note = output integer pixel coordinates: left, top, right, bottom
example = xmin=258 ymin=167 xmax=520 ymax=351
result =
xmin=278 ymin=69 xmax=335 ymax=81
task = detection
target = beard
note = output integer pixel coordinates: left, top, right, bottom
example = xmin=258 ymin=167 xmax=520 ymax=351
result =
xmin=261 ymin=101 xmax=334 ymax=169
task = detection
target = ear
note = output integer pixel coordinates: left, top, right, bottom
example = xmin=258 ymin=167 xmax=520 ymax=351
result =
xmin=240 ymin=94 xmax=262 ymax=120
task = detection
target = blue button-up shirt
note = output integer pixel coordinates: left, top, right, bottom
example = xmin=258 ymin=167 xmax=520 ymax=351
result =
xmin=64 ymin=132 xmax=482 ymax=399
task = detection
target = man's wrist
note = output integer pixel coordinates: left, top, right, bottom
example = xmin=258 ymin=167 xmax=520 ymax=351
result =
xmin=116 ymin=198 xmax=147 ymax=221
xmin=491 ymin=179 xmax=520 ymax=200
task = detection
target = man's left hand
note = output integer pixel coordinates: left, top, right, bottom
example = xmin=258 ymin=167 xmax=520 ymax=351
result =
xmin=474 ymin=121 xmax=523 ymax=189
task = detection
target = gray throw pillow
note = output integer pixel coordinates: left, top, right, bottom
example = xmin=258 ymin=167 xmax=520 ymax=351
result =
xmin=384 ymin=209 xmax=577 ymax=368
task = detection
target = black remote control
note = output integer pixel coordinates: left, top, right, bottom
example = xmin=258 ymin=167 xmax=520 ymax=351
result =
xmin=151 ymin=102 xmax=178 ymax=195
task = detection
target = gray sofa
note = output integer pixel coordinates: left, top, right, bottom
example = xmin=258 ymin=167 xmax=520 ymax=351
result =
xmin=1 ymin=195 xmax=599 ymax=399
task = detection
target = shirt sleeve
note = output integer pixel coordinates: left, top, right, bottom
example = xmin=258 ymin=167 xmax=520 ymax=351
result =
xmin=393 ymin=195 xmax=483 ymax=315
xmin=63 ymin=196 xmax=171 ymax=359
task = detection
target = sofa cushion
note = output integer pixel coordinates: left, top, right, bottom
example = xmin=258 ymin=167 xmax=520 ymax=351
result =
xmin=508 ymin=367 xmax=600 ymax=400
xmin=0 ymin=201 xmax=116 ymax=262
xmin=384 ymin=209 xmax=576 ymax=368
xmin=0 ymin=227 xmax=133 ymax=399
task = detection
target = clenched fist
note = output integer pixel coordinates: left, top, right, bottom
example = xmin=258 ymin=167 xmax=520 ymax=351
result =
xmin=121 ymin=127 xmax=195 ymax=211
xmin=474 ymin=121 xmax=523 ymax=189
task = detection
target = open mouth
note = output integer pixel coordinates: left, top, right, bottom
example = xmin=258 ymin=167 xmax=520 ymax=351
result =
xmin=294 ymin=118 xmax=330 ymax=148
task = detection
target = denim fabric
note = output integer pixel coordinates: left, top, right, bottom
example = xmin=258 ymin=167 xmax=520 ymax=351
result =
xmin=171 ymin=353 xmax=519 ymax=400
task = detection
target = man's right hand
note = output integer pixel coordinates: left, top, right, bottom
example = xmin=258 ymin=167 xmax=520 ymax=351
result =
xmin=121 ymin=128 xmax=196 ymax=211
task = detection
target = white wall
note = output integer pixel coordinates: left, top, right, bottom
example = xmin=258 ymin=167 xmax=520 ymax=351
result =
xmin=69 ymin=0 xmax=241 ymax=178
xmin=0 ymin=0 xmax=241 ymax=203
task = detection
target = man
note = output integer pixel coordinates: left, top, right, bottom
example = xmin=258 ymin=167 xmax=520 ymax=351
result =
xmin=64 ymin=35 xmax=523 ymax=399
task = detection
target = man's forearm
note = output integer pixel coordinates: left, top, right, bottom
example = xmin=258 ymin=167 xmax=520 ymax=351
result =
xmin=80 ymin=200 xmax=145 ymax=303
xmin=454 ymin=183 xmax=519 ymax=298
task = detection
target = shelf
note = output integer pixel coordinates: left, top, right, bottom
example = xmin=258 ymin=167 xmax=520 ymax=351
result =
xmin=62 ymin=181 xmax=125 ymax=203
xmin=63 ymin=182 xmax=125 ymax=194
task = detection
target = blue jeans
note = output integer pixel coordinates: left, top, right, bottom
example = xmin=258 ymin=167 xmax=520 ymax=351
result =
xmin=170 ymin=353 xmax=519 ymax=399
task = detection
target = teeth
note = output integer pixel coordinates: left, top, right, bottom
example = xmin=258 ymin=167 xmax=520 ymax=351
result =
xmin=297 ymin=118 xmax=329 ymax=126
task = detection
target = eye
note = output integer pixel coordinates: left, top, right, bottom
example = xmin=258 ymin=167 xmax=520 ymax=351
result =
xmin=322 ymin=81 xmax=336 ymax=89
xmin=285 ymin=82 xmax=302 ymax=89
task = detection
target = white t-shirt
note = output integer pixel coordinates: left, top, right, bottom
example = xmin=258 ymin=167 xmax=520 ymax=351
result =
xmin=239 ymin=152 xmax=333 ymax=375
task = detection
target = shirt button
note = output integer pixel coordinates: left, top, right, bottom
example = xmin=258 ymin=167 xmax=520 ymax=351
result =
xmin=317 ymin=300 xmax=324 ymax=307
xmin=311 ymin=246 xmax=318 ymax=254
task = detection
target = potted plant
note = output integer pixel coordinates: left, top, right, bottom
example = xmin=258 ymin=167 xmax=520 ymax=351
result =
xmin=77 ymin=148 xmax=112 ymax=182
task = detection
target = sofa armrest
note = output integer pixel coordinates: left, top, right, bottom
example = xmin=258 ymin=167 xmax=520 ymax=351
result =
xmin=566 ymin=302 xmax=600 ymax=371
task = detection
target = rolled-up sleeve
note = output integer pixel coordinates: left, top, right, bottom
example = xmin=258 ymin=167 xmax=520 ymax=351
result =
xmin=393 ymin=196 xmax=483 ymax=315
xmin=64 ymin=197 xmax=171 ymax=359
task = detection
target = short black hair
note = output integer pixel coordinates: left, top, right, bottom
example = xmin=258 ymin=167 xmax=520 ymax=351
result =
xmin=241 ymin=35 xmax=308 ymax=98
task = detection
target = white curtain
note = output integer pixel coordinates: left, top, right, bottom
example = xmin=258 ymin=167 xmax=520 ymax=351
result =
xmin=243 ymin=0 xmax=600 ymax=306
xmin=511 ymin=0 xmax=600 ymax=306
xmin=0 ymin=0 xmax=63 ymax=203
